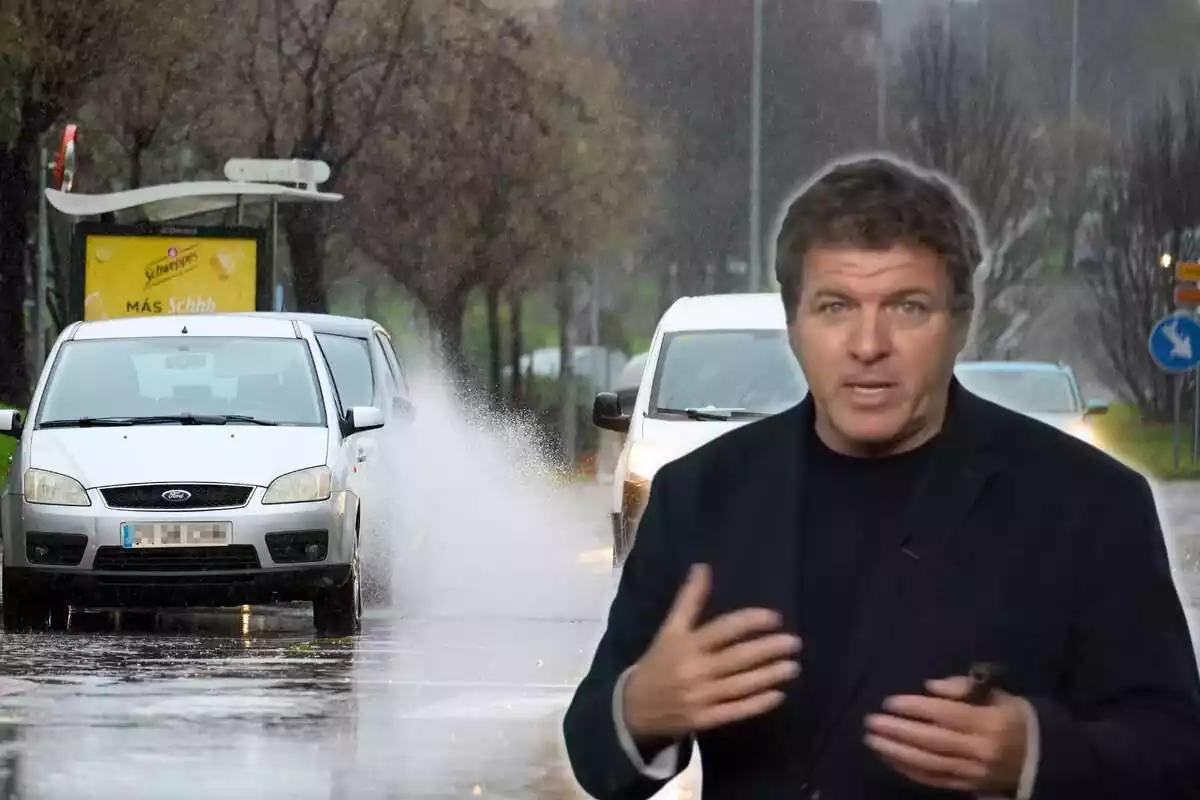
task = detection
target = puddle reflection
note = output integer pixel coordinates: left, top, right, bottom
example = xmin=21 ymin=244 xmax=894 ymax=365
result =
xmin=65 ymin=604 xmax=316 ymax=639
xmin=0 ymin=717 xmax=20 ymax=800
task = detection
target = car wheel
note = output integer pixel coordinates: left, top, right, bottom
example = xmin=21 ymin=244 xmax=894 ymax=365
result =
xmin=1 ymin=568 xmax=69 ymax=633
xmin=313 ymin=550 xmax=362 ymax=637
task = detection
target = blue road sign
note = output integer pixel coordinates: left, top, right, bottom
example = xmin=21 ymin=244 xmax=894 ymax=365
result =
xmin=1149 ymin=312 xmax=1200 ymax=372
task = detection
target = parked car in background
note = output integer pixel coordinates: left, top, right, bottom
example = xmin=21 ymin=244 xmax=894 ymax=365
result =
xmin=0 ymin=314 xmax=385 ymax=634
xmin=592 ymin=294 xmax=806 ymax=565
xmin=954 ymin=360 xmax=1108 ymax=447
xmin=246 ymin=313 xmax=414 ymax=426
xmin=244 ymin=313 xmax=416 ymax=605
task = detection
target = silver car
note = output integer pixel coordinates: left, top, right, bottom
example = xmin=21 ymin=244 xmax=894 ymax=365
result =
xmin=0 ymin=313 xmax=384 ymax=635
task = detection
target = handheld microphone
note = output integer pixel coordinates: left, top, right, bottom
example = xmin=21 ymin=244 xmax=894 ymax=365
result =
xmin=963 ymin=662 xmax=1003 ymax=706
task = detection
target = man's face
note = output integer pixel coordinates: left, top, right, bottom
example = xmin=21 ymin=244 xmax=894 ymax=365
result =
xmin=789 ymin=243 xmax=966 ymax=456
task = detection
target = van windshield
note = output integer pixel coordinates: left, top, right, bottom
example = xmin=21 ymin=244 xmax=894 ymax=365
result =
xmin=648 ymin=329 xmax=808 ymax=417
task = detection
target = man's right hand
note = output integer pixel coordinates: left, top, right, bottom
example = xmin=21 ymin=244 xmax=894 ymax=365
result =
xmin=622 ymin=563 xmax=802 ymax=742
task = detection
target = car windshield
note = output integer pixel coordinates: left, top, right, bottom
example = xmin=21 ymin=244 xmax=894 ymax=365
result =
xmin=649 ymin=330 xmax=808 ymax=416
xmin=955 ymin=367 xmax=1079 ymax=414
xmin=38 ymin=337 xmax=326 ymax=426
xmin=316 ymin=332 xmax=374 ymax=409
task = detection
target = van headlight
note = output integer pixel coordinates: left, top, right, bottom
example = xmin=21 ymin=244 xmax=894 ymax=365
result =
xmin=627 ymin=441 xmax=675 ymax=483
xmin=1066 ymin=421 xmax=1099 ymax=448
xmin=24 ymin=469 xmax=90 ymax=506
xmin=263 ymin=466 xmax=332 ymax=505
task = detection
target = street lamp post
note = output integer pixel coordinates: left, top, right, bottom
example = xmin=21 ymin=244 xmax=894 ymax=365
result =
xmin=748 ymin=0 xmax=764 ymax=293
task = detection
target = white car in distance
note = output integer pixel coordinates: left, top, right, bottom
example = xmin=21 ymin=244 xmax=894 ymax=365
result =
xmin=0 ymin=313 xmax=383 ymax=635
xmin=592 ymin=293 xmax=808 ymax=565
xmin=952 ymin=360 xmax=1109 ymax=447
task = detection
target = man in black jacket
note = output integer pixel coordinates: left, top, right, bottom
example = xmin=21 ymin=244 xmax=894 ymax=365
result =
xmin=562 ymin=155 xmax=1200 ymax=799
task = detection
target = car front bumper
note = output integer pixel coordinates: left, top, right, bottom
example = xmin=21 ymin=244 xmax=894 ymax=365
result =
xmin=0 ymin=486 xmax=358 ymax=608
xmin=4 ymin=563 xmax=354 ymax=607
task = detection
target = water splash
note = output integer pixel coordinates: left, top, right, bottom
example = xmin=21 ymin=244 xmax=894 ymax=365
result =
xmin=362 ymin=355 xmax=612 ymax=621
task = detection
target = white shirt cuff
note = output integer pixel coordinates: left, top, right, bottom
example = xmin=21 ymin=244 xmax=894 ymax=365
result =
xmin=979 ymin=698 xmax=1041 ymax=800
xmin=611 ymin=666 xmax=682 ymax=780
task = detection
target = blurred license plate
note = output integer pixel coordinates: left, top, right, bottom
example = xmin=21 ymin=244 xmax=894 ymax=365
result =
xmin=121 ymin=522 xmax=230 ymax=549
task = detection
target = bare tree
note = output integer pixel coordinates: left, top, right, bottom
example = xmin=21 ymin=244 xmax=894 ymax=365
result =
xmin=1086 ymin=78 xmax=1200 ymax=419
xmin=0 ymin=0 xmax=140 ymax=402
xmin=81 ymin=0 xmax=225 ymax=188
xmin=891 ymin=17 xmax=1048 ymax=359
xmin=349 ymin=3 xmax=663 ymax=384
xmin=600 ymin=0 xmax=875 ymax=298
xmin=226 ymin=0 xmax=419 ymax=312
xmin=349 ymin=4 xmax=543 ymax=372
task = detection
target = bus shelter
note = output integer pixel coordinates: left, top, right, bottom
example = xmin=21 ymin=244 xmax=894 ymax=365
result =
xmin=37 ymin=149 xmax=341 ymax=370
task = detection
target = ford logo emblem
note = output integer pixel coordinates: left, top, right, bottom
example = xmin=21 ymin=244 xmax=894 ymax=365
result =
xmin=161 ymin=489 xmax=192 ymax=502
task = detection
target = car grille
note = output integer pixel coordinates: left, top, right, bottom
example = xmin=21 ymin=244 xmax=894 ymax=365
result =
xmin=100 ymin=484 xmax=254 ymax=510
xmin=92 ymin=545 xmax=261 ymax=572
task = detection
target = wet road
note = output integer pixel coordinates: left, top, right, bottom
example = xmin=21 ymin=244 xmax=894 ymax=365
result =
xmin=0 ymin=480 xmax=1196 ymax=800
xmin=0 ymin=482 xmax=634 ymax=800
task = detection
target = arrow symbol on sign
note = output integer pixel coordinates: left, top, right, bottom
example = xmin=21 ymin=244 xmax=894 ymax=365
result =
xmin=1165 ymin=320 xmax=1194 ymax=360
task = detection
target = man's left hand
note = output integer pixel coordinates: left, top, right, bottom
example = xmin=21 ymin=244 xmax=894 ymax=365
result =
xmin=864 ymin=675 xmax=1028 ymax=794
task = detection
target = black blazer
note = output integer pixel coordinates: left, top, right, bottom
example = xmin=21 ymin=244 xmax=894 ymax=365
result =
xmin=563 ymin=386 xmax=1200 ymax=799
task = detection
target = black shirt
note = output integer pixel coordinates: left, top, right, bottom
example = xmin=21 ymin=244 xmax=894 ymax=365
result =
xmin=794 ymin=430 xmax=941 ymax=756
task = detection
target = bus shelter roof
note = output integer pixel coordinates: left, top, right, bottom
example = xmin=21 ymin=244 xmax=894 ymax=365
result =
xmin=45 ymin=181 xmax=343 ymax=223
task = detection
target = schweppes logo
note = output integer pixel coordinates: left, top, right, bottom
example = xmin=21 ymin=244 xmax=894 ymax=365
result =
xmin=143 ymin=244 xmax=201 ymax=290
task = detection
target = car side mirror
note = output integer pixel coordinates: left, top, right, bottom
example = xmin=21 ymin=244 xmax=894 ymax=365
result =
xmin=345 ymin=405 xmax=385 ymax=435
xmin=0 ymin=409 xmax=23 ymax=439
xmin=592 ymin=392 xmax=631 ymax=434
xmin=1084 ymin=400 xmax=1109 ymax=417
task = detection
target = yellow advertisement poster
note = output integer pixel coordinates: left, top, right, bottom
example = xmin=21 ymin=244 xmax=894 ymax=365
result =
xmin=82 ymin=234 xmax=258 ymax=320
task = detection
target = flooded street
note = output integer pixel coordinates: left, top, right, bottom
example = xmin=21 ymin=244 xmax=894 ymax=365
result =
xmin=0 ymin=484 xmax=617 ymax=800
xmin=0 ymin=368 xmax=645 ymax=800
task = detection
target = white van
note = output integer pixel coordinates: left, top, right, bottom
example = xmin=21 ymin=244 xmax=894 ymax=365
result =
xmin=591 ymin=293 xmax=808 ymax=565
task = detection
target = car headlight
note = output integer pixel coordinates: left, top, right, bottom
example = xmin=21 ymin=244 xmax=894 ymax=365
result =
xmin=626 ymin=441 xmax=676 ymax=483
xmin=24 ymin=468 xmax=90 ymax=506
xmin=263 ymin=466 xmax=332 ymax=505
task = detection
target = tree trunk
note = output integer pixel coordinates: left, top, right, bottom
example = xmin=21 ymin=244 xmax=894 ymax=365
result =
xmin=130 ymin=143 xmax=145 ymax=189
xmin=425 ymin=289 xmax=469 ymax=379
xmin=363 ymin=276 xmax=382 ymax=322
xmin=485 ymin=281 xmax=502 ymax=406
xmin=282 ymin=206 xmax=328 ymax=313
xmin=556 ymin=265 xmax=576 ymax=468
xmin=0 ymin=145 xmax=33 ymax=405
xmin=508 ymin=287 xmax=523 ymax=405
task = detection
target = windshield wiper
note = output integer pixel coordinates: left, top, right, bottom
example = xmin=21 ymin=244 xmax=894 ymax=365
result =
xmin=40 ymin=413 xmax=230 ymax=428
xmin=655 ymin=407 xmax=772 ymax=421
xmin=40 ymin=417 xmax=139 ymax=428
xmin=216 ymin=414 xmax=278 ymax=426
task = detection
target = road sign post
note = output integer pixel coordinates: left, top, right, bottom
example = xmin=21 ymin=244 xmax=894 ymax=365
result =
xmin=1176 ymin=262 xmax=1200 ymax=282
xmin=1149 ymin=312 xmax=1200 ymax=471
xmin=1174 ymin=261 xmax=1200 ymax=308
xmin=1193 ymin=367 xmax=1199 ymax=461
